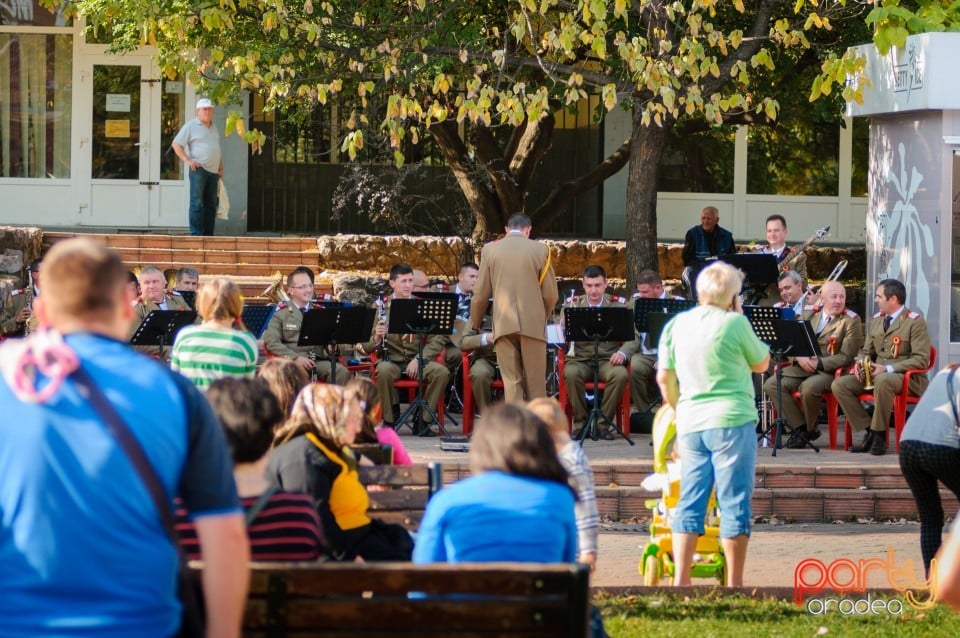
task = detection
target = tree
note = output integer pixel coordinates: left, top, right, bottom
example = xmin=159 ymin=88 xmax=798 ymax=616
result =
xmin=58 ymin=0 xmax=869 ymax=284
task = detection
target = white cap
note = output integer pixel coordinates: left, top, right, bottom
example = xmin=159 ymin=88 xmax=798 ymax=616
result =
xmin=195 ymin=98 xmax=213 ymax=110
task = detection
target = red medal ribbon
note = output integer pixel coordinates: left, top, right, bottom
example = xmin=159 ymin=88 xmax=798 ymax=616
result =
xmin=892 ymin=335 xmax=902 ymax=358
xmin=827 ymin=337 xmax=837 ymax=356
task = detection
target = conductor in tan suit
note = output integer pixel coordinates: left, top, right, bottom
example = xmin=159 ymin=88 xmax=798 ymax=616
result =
xmin=471 ymin=214 xmax=559 ymax=404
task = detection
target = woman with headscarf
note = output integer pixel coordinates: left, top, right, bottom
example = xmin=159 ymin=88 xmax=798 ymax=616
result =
xmin=266 ymin=384 xmax=413 ymax=560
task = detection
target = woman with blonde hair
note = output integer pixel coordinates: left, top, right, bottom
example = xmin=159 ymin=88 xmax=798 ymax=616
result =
xmin=656 ymin=261 xmax=770 ymax=587
xmin=414 ymin=403 xmax=576 ymax=563
xmin=257 ymin=357 xmax=310 ymax=419
xmin=267 ymin=383 xmax=414 ymax=560
xmin=171 ymin=276 xmax=257 ymax=389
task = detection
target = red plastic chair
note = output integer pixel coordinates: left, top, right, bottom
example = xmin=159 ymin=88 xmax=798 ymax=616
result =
xmin=460 ymin=351 xmax=504 ymax=435
xmin=556 ymin=350 xmax=632 ymax=435
xmin=843 ymin=346 xmax=936 ymax=452
xmin=771 ymin=363 xmax=844 ymax=450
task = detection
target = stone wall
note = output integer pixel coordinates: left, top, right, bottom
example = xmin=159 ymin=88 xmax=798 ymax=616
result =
xmin=316 ymin=234 xmax=865 ymax=282
xmin=0 ymin=226 xmax=43 ymax=300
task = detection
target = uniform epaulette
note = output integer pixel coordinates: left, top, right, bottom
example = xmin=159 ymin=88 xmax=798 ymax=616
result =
xmin=135 ymin=295 xmax=144 ymax=304
xmin=609 ymin=295 xmax=627 ymax=304
xmin=276 ymin=301 xmax=289 ymax=310
xmin=907 ymin=310 xmax=921 ymax=319
xmin=631 ymin=292 xmax=641 ymax=299
xmin=844 ymin=308 xmax=859 ymax=318
xmin=773 ymin=301 xmax=786 ymax=308
xmin=873 ymin=311 xmax=883 ymax=319
xmin=567 ymin=295 xmax=580 ymax=303
xmin=167 ymin=289 xmax=182 ymax=296
xmin=316 ymin=293 xmax=335 ymax=301
xmin=435 ymin=283 xmax=450 ymax=291
xmin=9 ymin=287 xmax=26 ymax=297
xmin=803 ymin=304 xmax=820 ymax=312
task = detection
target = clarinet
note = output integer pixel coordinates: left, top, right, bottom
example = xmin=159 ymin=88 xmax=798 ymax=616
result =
xmin=308 ymin=350 xmax=319 ymax=383
xmin=376 ymin=298 xmax=388 ymax=359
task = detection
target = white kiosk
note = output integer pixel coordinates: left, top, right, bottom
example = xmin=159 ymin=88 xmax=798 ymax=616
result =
xmin=847 ymin=32 xmax=960 ymax=368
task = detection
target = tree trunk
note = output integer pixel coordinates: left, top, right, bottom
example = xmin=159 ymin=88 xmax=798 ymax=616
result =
xmin=624 ymin=110 xmax=671 ymax=289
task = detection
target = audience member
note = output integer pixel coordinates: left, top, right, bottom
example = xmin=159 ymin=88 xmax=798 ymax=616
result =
xmin=898 ymin=367 xmax=960 ymax=574
xmin=413 ymin=402 xmax=576 ymax=563
xmin=257 ymin=357 xmax=310 ymax=419
xmin=527 ymin=397 xmax=600 ymax=571
xmin=267 ymin=384 xmax=414 ymax=560
xmin=935 ymin=525 xmax=960 ymax=610
xmin=0 ymin=238 xmax=247 ymax=636
xmin=345 ymin=376 xmax=414 ymax=466
xmin=657 ymin=261 xmax=770 ymax=587
xmin=176 ymin=377 xmax=327 ymax=561
xmin=170 ymin=276 xmax=257 ymax=389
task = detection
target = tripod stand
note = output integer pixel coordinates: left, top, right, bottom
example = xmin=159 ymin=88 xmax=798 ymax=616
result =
xmin=747 ymin=311 xmax=822 ymax=457
xmin=394 ymin=327 xmax=449 ymax=438
xmin=563 ymin=306 xmax=636 ymax=447
xmin=298 ymin=306 xmax=375 ymax=383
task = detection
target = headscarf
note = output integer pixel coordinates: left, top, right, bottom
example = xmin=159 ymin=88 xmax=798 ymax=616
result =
xmin=282 ymin=384 xmax=360 ymax=468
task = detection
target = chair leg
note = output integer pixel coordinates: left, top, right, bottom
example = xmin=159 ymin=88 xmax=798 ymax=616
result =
xmin=620 ymin=386 xmax=631 ymax=435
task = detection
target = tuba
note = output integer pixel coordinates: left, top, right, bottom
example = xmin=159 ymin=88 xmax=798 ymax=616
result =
xmin=262 ymin=271 xmax=290 ymax=304
xmin=856 ymin=359 xmax=874 ymax=391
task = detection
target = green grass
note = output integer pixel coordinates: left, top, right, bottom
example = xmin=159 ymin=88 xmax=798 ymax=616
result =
xmin=595 ymin=591 xmax=960 ymax=638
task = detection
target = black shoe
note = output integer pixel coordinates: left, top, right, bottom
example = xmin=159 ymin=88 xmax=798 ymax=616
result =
xmin=869 ymin=431 xmax=888 ymax=456
xmin=572 ymin=427 xmax=585 ymax=439
xmin=417 ymin=423 xmax=439 ymax=438
xmin=849 ymin=429 xmax=876 ymax=453
xmin=599 ymin=431 xmax=617 ymax=441
xmin=785 ymin=428 xmax=821 ymax=449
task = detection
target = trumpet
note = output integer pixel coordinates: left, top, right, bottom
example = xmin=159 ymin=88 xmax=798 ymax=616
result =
xmin=856 ymin=358 xmax=875 ymax=391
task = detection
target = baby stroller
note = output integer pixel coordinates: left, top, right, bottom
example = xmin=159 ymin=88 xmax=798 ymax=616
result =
xmin=637 ymin=405 xmax=726 ymax=585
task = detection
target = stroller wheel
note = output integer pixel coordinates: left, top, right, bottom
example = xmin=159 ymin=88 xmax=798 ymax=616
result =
xmin=642 ymin=554 xmax=661 ymax=586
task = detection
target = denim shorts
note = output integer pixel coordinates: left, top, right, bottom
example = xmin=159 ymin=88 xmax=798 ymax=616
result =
xmin=672 ymin=422 xmax=756 ymax=539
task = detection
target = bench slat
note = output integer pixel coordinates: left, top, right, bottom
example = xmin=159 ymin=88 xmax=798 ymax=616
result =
xmin=366 ymin=490 xmax=430 ymax=510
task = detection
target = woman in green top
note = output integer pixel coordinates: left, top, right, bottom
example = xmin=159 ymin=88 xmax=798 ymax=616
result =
xmin=656 ymin=261 xmax=770 ymax=588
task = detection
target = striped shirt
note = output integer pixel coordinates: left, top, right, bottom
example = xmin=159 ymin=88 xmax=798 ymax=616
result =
xmin=170 ymin=324 xmax=257 ymax=389
xmin=558 ymin=441 xmax=600 ymax=555
xmin=175 ymin=491 xmax=326 ymax=561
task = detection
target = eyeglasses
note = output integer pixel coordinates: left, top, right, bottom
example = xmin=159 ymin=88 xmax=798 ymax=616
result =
xmin=289 ymin=284 xmax=314 ymax=290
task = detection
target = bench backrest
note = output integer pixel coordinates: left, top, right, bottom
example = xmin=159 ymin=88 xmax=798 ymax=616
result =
xmin=243 ymin=562 xmax=590 ymax=637
xmin=358 ymin=462 xmax=442 ymax=531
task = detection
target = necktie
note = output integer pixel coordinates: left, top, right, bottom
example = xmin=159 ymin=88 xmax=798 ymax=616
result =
xmin=883 ymin=315 xmax=892 ymax=332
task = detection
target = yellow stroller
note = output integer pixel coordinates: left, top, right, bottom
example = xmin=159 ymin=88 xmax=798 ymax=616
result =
xmin=637 ymin=405 xmax=726 ymax=585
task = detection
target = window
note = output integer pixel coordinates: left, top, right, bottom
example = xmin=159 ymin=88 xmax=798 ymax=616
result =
xmin=0 ymin=0 xmax=71 ymax=26
xmin=657 ymin=127 xmax=735 ymax=193
xmin=0 ymin=33 xmax=72 ymax=178
xmin=747 ymin=122 xmax=840 ymax=196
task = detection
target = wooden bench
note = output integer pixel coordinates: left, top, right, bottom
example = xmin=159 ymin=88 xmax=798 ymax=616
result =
xmin=240 ymin=562 xmax=590 ymax=637
xmin=359 ymin=463 xmax=442 ymax=532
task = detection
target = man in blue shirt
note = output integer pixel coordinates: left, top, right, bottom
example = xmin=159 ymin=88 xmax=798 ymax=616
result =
xmin=0 ymin=238 xmax=248 ymax=637
xmin=680 ymin=206 xmax=736 ymax=299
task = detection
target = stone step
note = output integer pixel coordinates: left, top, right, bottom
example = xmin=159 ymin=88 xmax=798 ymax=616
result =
xmin=42 ymin=231 xmax=318 ymax=253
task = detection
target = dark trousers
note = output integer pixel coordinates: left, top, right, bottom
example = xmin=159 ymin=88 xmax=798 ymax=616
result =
xmin=899 ymin=440 xmax=960 ymax=573
xmin=188 ymin=167 xmax=218 ymax=236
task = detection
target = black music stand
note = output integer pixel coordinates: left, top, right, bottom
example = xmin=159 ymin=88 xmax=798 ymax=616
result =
xmin=174 ymin=290 xmax=196 ymax=310
xmin=721 ymin=253 xmax=779 ymax=305
xmin=388 ymin=296 xmax=458 ymax=438
xmin=298 ymin=306 xmax=376 ymax=383
xmin=563 ymin=306 xmax=636 ymax=447
xmin=633 ymin=298 xmax=696 ymax=333
xmin=130 ymin=310 xmax=198 ymax=359
xmin=747 ymin=308 xmax=821 ymax=456
xmin=241 ymin=305 xmax=277 ymax=339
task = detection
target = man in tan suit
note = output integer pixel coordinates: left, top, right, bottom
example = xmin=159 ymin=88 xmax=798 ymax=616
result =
xmin=472 ymin=214 xmax=558 ymax=404
xmin=762 ymin=281 xmax=863 ymax=448
xmin=563 ymin=265 xmax=636 ymax=438
xmin=832 ymin=278 xmax=931 ymax=456
xmin=129 ymin=265 xmax=192 ymax=360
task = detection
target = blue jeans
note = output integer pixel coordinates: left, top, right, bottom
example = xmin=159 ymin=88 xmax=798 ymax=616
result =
xmin=188 ymin=167 xmax=218 ymax=236
xmin=672 ymin=422 xmax=756 ymax=539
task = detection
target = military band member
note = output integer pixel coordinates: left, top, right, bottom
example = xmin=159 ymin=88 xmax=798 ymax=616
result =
xmin=0 ymin=259 xmax=40 ymax=338
xmin=757 ymin=215 xmax=808 ymax=307
xmin=629 ymin=270 xmax=679 ymax=418
xmin=832 ymin=278 xmax=931 ymax=456
xmin=129 ymin=265 xmax=192 ymax=360
xmin=762 ymin=281 xmax=864 ymax=448
xmin=174 ymin=267 xmax=200 ymax=292
xmin=563 ymin=265 xmax=636 ymax=439
xmin=772 ymin=270 xmax=810 ymax=318
xmin=357 ymin=263 xmax=451 ymax=437
xmin=459 ymin=326 xmax=498 ymax=415
xmin=261 ymin=267 xmax=350 ymax=384
xmin=444 ymin=262 xmax=480 ymax=372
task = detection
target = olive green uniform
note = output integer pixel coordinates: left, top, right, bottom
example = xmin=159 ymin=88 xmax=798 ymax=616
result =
xmin=129 ymin=291 xmax=192 ymax=360
xmin=261 ymin=302 xmax=350 ymax=384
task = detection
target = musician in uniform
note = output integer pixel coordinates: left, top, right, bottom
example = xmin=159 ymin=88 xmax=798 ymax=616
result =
xmin=757 ymin=215 xmax=808 ymax=307
xmin=261 ymin=266 xmax=350 ymax=384
xmin=0 ymin=259 xmax=41 ymax=338
xmin=832 ymin=279 xmax=931 ymax=456
xmin=443 ymin=262 xmax=480 ymax=373
xmin=763 ymin=281 xmax=864 ymax=448
xmin=772 ymin=270 xmax=811 ymax=318
xmin=459 ymin=326 xmax=498 ymax=415
xmin=357 ymin=262 xmax=450 ymax=436
xmin=174 ymin=267 xmax=200 ymax=292
xmin=129 ymin=265 xmax=192 ymax=360
xmin=562 ymin=265 xmax=636 ymax=439
xmin=629 ymin=270 xmax=680 ymax=419
xmin=472 ymin=214 xmax=558 ymax=404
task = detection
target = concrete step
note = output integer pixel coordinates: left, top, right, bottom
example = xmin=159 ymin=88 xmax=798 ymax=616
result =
xmin=42 ymin=232 xmax=318 ymax=252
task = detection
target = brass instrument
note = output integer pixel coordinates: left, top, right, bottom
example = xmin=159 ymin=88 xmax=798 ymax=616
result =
xmin=825 ymin=260 xmax=848 ymax=282
xmin=779 ymin=225 xmax=830 ymax=271
xmin=22 ymin=270 xmax=35 ymax=336
xmin=163 ymin=268 xmax=179 ymax=289
xmin=857 ymin=358 xmax=875 ymax=391
xmin=262 ymin=271 xmax=290 ymax=304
